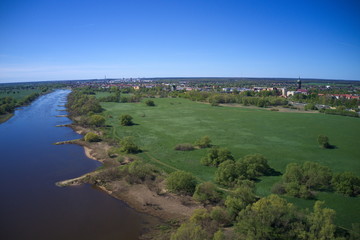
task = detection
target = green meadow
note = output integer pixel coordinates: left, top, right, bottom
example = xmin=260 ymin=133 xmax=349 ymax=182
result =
xmin=101 ymin=97 xmax=360 ymax=228
xmin=0 ymin=89 xmax=42 ymax=100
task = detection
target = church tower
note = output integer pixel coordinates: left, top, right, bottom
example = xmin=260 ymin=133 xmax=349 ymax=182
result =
xmin=297 ymin=77 xmax=302 ymax=90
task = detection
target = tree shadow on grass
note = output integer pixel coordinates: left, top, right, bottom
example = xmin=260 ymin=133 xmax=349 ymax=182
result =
xmin=267 ymin=168 xmax=282 ymax=177
xmin=327 ymin=144 xmax=337 ymax=149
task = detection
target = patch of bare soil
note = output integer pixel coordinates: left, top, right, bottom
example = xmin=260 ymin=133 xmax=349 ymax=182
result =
xmin=105 ymin=180 xmax=202 ymax=220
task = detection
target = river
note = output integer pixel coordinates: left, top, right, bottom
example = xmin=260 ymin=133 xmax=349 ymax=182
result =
xmin=0 ymin=90 xmax=156 ymax=240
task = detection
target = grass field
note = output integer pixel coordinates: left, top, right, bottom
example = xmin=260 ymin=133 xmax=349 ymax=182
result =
xmin=0 ymin=89 xmax=42 ymax=100
xmin=100 ymin=97 xmax=360 ymax=228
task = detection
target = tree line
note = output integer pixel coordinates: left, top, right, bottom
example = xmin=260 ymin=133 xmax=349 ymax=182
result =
xmin=0 ymin=92 xmax=41 ymax=115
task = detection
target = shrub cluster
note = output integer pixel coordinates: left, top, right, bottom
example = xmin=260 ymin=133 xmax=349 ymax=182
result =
xmin=145 ymin=99 xmax=155 ymax=106
xmin=194 ymin=136 xmax=212 ymax=148
xmin=174 ymin=143 xmax=194 ymax=151
xmin=171 ymin=208 xmax=228 ymax=240
xmin=165 ymin=171 xmax=197 ymax=195
xmin=201 ymin=147 xmax=234 ymax=167
xmin=319 ymin=108 xmax=359 ymax=118
xmin=183 ymin=91 xmax=288 ymax=108
xmin=66 ymin=90 xmax=102 ymax=116
xmin=84 ymin=132 xmax=101 ymax=142
xmin=86 ymin=167 xmax=123 ymax=185
xmin=272 ymin=161 xmax=332 ymax=199
xmin=119 ymin=136 xmax=141 ymax=154
xmin=215 ymin=154 xmax=271 ymax=186
xmin=332 ymin=172 xmax=360 ymax=197
xmin=192 ymin=182 xmax=222 ymax=204
xmin=121 ymin=160 xmax=160 ymax=184
xmin=318 ymin=135 xmax=332 ymax=149
xmin=120 ymin=114 xmax=133 ymax=126
xmin=171 ymin=193 xmax=340 ymax=240
xmin=1 ymin=92 xmax=41 ymax=115
xmin=88 ymin=114 xmax=106 ymax=127
xmin=304 ymin=103 xmax=318 ymax=111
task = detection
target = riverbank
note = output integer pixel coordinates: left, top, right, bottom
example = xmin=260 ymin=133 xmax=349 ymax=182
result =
xmin=0 ymin=113 xmax=13 ymax=124
xmin=0 ymin=90 xmax=54 ymax=124
xmin=56 ymin=123 xmax=202 ymax=238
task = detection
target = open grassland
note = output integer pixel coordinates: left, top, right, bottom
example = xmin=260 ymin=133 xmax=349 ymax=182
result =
xmin=101 ymin=97 xmax=360 ymax=228
xmin=0 ymin=89 xmax=42 ymax=100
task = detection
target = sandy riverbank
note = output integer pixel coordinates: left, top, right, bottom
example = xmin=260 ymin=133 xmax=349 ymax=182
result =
xmin=57 ymin=123 xmax=202 ymax=222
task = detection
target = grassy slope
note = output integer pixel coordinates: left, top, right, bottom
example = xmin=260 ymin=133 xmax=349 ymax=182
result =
xmin=101 ymin=97 xmax=360 ymax=228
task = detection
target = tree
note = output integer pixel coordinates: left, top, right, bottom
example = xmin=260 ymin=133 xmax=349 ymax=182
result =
xmin=89 ymin=114 xmax=105 ymax=127
xmin=215 ymin=160 xmax=239 ymax=186
xmin=280 ymin=161 xmax=332 ymax=199
xmin=170 ymin=222 xmax=208 ymax=240
xmin=236 ymin=153 xmax=271 ymax=179
xmin=145 ymin=99 xmax=155 ymax=106
xmin=166 ymin=171 xmax=197 ymax=195
xmin=302 ymin=161 xmax=332 ymax=190
xmin=119 ymin=136 xmax=140 ymax=154
xmin=318 ymin=135 xmax=331 ymax=149
xmin=122 ymin=160 xmax=159 ymax=183
xmin=195 ymin=136 xmax=212 ymax=148
xmin=210 ymin=207 xmax=232 ymax=227
xmin=307 ymin=201 xmax=336 ymax=240
xmin=171 ymin=209 xmax=218 ymax=240
xmin=201 ymin=147 xmax=234 ymax=167
xmin=224 ymin=181 xmax=257 ymax=218
xmin=213 ymin=230 xmax=225 ymax=240
xmin=283 ymin=163 xmax=303 ymax=184
xmin=84 ymin=132 xmax=101 ymax=142
xmin=332 ymin=172 xmax=360 ymax=196
xmin=193 ymin=182 xmax=222 ymax=204
xmin=236 ymin=195 xmax=307 ymax=240
xmin=305 ymin=103 xmax=318 ymax=111
xmin=120 ymin=114 xmax=133 ymax=126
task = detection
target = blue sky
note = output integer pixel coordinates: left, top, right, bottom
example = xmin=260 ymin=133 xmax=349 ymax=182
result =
xmin=0 ymin=0 xmax=359 ymax=83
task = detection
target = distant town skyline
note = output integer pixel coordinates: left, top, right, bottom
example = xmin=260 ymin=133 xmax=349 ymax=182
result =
xmin=1 ymin=0 xmax=360 ymax=83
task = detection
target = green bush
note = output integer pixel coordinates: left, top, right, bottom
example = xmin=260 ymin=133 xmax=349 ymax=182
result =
xmin=84 ymin=132 xmax=101 ymax=142
xmin=304 ymin=103 xmax=318 ymax=111
xmin=89 ymin=114 xmax=105 ymax=127
xmin=224 ymin=181 xmax=257 ymax=218
xmin=210 ymin=207 xmax=232 ymax=227
xmin=318 ymin=135 xmax=331 ymax=149
xmin=215 ymin=160 xmax=240 ymax=186
xmin=193 ymin=182 xmax=222 ymax=204
xmin=122 ymin=160 xmax=159 ymax=183
xmin=194 ymin=136 xmax=212 ymax=148
xmin=237 ymin=153 xmax=271 ymax=179
xmin=332 ymin=172 xmax=360 ymax=197
xmin=201 ymin=147 xmax=234 ymax=167
xmin=145 ymin=99 xmax=155 ymax=106
xmin=174 ymin=143 xmax=194 ymax=151
xmin=320 ymin=108 xmax=359 ymax=118
xmin=215 ymin=154 xmax=273 ymax=186
xmin=166 ymin=171 xmax=197 ymax=195
xmin=119 ymin=136 xmax=140 ymax=154
xmin=170 ymin=222 xmax=208 ymax=240
xmin=120 ymin=114 xmax=133 ymax=126
xmin=86 ymin=167 xmax=122 ymax=185
xmin=277 ymin=161 xmax=333 ymax=199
